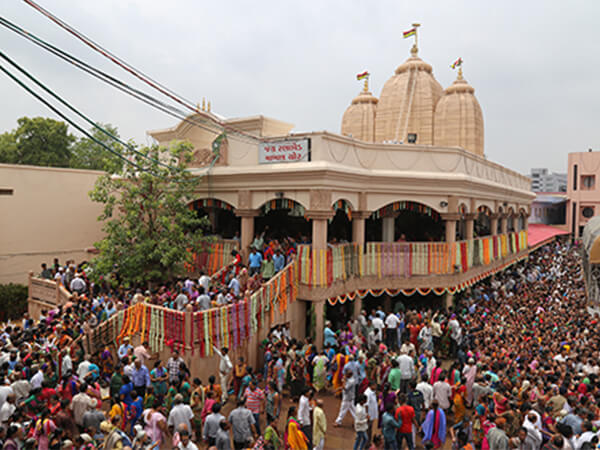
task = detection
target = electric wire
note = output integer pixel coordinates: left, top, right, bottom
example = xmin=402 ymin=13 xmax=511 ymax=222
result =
xmin=0 ymin=17 xmax=256 ymax=144
xmin=23 ymin=0 xmax=199 ymax=113
xmin=0 ymin=49 xmax=181 ymax=171
xmin=0 ymin=62 xmax=150 ymax=172
xmin=20 ymin=0 xmax=259 ymax=142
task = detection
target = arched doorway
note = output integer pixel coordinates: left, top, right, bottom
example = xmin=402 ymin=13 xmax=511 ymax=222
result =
xmin=255 ymin=198 xmax=311 ymax=242
xmin=507 ymin=208 xmax=516 ymax=232
xmin=475 ymin=206 xmax=492 ymax=237
xmin=189 ymin=198 xmax=239 ymax=238
xmin=366 ymin=201 xmax=443 ymax=242
xmin=328 ymin=199 xmax=353 ymax=243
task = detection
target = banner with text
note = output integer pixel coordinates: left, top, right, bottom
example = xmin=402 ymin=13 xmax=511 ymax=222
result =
xmin=259 ymin=139 xmax=310 ymax=164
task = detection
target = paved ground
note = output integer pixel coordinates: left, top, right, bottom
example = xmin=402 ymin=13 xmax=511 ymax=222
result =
xmin=205 ymin=388 xmax=454 ymax=450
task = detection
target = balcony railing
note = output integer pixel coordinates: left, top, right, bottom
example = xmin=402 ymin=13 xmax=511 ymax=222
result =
xmin=297 ymin=231 xmax=528 ymax=287
xmin=185 ymin=239 xmax=239 ymax=275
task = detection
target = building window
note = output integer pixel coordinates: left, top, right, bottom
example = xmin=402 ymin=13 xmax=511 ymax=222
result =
xmin=582 ymin=206 xmax=594 ymax=218
xmin=573 ymin=164 xmax=578 ymax=190
xmin=407 ymin=133 xmax=417 ymax=144
xmin=582 ymin=175 xmax=595 ymax=190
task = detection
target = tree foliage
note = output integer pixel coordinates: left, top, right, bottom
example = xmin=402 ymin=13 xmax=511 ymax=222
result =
xmin=70 ymin=123 xmax=125 ymax=173
xmin=0 ymin=117 xmax=75 ymax=167
xmin=0 ymin=117 xmax=124 ymax=173
xmin=89 ymin=141 xmax=211 ymax=286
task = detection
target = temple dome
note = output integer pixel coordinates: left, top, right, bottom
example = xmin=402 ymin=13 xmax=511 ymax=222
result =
xmin=374 ymin=47 xmax=442 ymax=144
xmin=433 ymin=69 xmax=484 ymax=156
xmin=341 ymin=84 xmax=378 ymax=142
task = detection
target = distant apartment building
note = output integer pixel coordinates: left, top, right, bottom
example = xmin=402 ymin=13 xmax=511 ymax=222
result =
xmin=529 ymin=168 xmax=567 ymax=193
xmin=567 ymin=152 xmax=600 ymax=238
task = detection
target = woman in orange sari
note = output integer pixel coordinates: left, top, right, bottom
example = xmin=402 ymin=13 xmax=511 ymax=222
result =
xmin=284 ymin=406 xmax=308 ymax=450
xmin=331 ymin=352 xmax=348 ymax=395
xmin=453 ymin=384 xmax=467 ymax=423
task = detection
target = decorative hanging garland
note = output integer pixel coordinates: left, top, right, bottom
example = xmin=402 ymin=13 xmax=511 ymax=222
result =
xmin=330 ymin=199 xmax=352 ymax=222
xmin=371 ymin=201 xmax=441 ymax=220
xmin=262 ymin=198 xmax=306 ymax=217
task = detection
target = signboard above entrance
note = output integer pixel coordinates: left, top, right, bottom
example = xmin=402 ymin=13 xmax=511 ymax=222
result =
xmin=259 ymin=139 xmax=310 ymax=164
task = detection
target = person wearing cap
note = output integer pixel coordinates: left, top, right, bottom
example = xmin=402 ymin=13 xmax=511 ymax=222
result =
xmin=118 ymin=337 xmax=133 ymax=360
xmin=168 ymin=393 xmax=194 ymax=436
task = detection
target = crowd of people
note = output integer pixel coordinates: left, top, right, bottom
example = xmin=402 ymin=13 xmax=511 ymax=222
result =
xmin=5 ymin=237 xmax=597 ymax=450
xmin=253 ymin=240 xmax=598 ymax=450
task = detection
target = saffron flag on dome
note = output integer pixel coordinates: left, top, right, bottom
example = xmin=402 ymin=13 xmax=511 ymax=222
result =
xmin=451 ymin=57 xmax=463 ymax=69
xmin=356 ymin=71 xmax=369 ymax=80
xmin=403 ymin=28 xmax=416 ymax=38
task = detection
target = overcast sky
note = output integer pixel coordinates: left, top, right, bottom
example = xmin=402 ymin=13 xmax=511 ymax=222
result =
xmin=2 ymin=1 xmax=599 ymax=174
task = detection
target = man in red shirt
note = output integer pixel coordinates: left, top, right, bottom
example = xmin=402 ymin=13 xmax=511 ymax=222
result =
xmin=395 ymin=393 xmax=417 ymax=450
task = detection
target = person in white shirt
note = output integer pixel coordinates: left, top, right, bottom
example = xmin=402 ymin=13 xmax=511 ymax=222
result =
xmin=30 ymin=366 xmax=44 ymax=389
xmin=353 ymin=394 xmax=369 ymax=450
xmin=364 ymin=380 xmax=379 ymax=444
xmin=0 ymin=393 xmax=15 ymax=425
xmin=77 ymin=355 xmax=92 ymax=379
xmin=432 ymin=370 xmax=452 ymax=411
xmin=198 ymin=272 xmax=211 ymax=293
xmin=212 ymin=345 xmax=233 ymax=403
xmin=371 ymin=316 xmax=384 ymax=342
xmin=61 ymin=348 xmax=73 ymax=376
xmin=334 ymin=371 xmax=356 ymax=426
xmin=298 ymin=388 xmax=314 ymax=447
xmin=168 ymin=394 xmax=195 ymax=434
xmin=397 ymin=350 xmax=415 ymax=393
xmin=416 ymin=375 xmax=434 ymax=410
xmin=0 ymin=384 xmax=14 ymax=412
xmin=384 ymin=313 xmax=400 ymax=350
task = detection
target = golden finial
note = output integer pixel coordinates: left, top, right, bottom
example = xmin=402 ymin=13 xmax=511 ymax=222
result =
xmin=411 ymin=23 xmax=421 ymax=56
xmin=363 ymin=77 xmax=369 ymax=92
xmin=202 ymin=98 xmax=206 ymax=111
xmin=457 ymin=67 xmax=463 ymax=80
xmin=207 ymin=101 xmax=211 ymax=112
xmin=196 ymin=102 xmax=201 ymax=112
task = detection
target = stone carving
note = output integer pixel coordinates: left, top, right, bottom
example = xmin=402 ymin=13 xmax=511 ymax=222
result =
xmin=238 ymin=191 xmax=251 ymax=209
xmin=190 ymin=137 xmax=228 ymax=168
xmin=310 ymin=189 xmax=332 ymax=211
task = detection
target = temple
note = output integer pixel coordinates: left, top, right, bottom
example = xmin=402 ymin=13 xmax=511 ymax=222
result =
xmin=147 ymin=36 xmax=534 ymax=349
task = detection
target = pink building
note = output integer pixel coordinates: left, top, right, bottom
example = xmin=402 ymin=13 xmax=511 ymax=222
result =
xmin=567 ymin=151 xmax=600 ymax=238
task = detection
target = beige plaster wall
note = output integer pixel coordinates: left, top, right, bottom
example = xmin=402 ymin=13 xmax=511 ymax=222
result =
xmin=0 ymin=164 xmax=104 ymax=284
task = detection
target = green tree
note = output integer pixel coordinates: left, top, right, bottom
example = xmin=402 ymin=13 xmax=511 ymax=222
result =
xmin=8 ymin=117 xmax=75 ymax=167
xmin=0 ymin=131 xmax=18 ymax=164
xmin=89 ymin=140 xmax=214 ymax=286
xmin=70 ymin=123 xmax=125 ymax=173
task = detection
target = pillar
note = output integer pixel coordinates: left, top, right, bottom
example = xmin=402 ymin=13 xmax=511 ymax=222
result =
xmin=500 ymin=215 xmax=508 ymax=234
xmin=352 ymin=212 xmax=369 ymax=246
xmin=444 ymin=292 xmax=454 ymax=311
xmin=353 ymin=296 xmax=362 ymax=319
xmin=441 ymin=213 xmax=460 ymax=243
xmin=383 ymin=294 xmax=392 ymax=313
xmin=314 ymin=299 xmax=324 ymax=349
xmin=312 ymin=219 xmax=328 ymax=250
xmin=465 ymin=214 xmax=475 ymax=240
xmin=490 ymin=214 xmax=499 ymax=236
xmin=382 ymin=217 xmax=395 ymax=242
xmin=235 ymin=209 xmax=258 ymax=260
